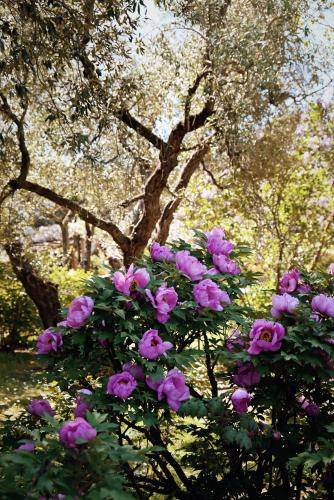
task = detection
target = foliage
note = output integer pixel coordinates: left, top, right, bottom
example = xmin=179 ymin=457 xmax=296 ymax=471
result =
xmin=49 ymin=267 xmax=90 ymax=308
xmin=1 ymin=411 xmax=144 ymax=500
xmin=183 ymin=103 xmax=334 ymax=306
xmin=1 ymin=229 xmax=334 ymax=498
xmin=0 ymin=262 xmax=41 ymax=348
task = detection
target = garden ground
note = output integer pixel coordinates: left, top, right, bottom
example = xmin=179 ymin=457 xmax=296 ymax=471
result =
xmin=0 ymin=352 xmax=49 ymax=424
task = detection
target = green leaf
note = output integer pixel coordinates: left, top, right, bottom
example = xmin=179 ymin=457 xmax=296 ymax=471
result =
xmin=326 ymin=423 xmax=334 ymax=433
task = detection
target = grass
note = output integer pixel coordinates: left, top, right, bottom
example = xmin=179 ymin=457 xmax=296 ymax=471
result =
xmin=0 ymin=351 xmax=51 ymax=423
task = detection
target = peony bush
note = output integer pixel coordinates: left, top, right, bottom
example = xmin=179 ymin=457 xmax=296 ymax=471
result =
xmin=1 ymin=228 xmax=334 ymax=499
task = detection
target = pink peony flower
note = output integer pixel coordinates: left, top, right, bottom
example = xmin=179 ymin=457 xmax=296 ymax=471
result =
xmin=298 ymin=396 xmax=320 ymax=417
xmin=150 ymin=242 xmax=174 ymax=262
xmin=329 ymin=263 xmax=334 ymax=276
xmin=57 ymin=320 xmax=68 ymax=327
xmin=16 ymin=440 xmax=35 ymax=453
xmin=98 ymin=337 xmax=109 ymax=348
xmin=247 ymin=319 xmax=285 ymax=356
xmin=146 ymin=376 xmax=163 ymax=391
xmin=232 ymin=362 xmax=260 ymax=387
xmin=113 ymin=264 xmax=150 ymax=297
xmin=146 ymin=283 xmax=178 ymax=323
xmin=231 ymin=388 xmax=252 ymax=413
xmin=66 ymin=296 xmax=94 ymax=328
xmin=157 ymin=369 xmax=190 ymax=411
xmin=305 ymin=403 xmax=320 ymax=416
xmin=138 ymin=329 xmax=173 ymax=360
xmin=27 ymin=399 xmax=56 ymax=417
xmin=193 ymin=279 xmax=231 ymax=311
xmin=279 ymin=270 xmax=311 ymax=293
xmin=73 ymin=389 xmax=93 ymax=418
xmin=271 ymin=293 xmax=299 ymax=318
xmin=175 ymin=250 xmax=207 ymax=281
xmin=107 ymin=371 xmax=137 ymax=400
xmin=37 ymin=329 xmax=63 ymax=354
xmin=225 ymin=329 xmax=245 ymax=352
xmin=59 ymin=417 xmax=97 ymax=448
xmin=123 ymin=361 xmax=145 ymax=381
xmin=206 ymin=227 xmax=225 ymax=238
xmin=206 ymin=227 xmax=234 ymax=256
xmin=311 ymin=294 xmax=334 ymax=318
xmin=279 ymin=269 xmax=300 ymax=293
xmin=206 ymin=267 xmax=219 ymax=276
xmin=212 ymin=254 xmax=240 ymax=275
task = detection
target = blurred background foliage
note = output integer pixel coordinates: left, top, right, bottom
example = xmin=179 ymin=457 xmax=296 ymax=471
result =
xmin=0 ymin=262 xmax=41 ymax=349
xmin=182 ymin=102 xmax=334 ymax=307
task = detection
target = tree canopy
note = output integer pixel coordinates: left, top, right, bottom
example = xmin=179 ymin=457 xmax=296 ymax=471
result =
xmin=1 ymin=0 xmax=332 ymax=264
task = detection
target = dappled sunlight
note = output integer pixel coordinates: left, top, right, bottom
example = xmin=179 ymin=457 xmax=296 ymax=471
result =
xmin=0 ymin=352 xmax=53 ymax=423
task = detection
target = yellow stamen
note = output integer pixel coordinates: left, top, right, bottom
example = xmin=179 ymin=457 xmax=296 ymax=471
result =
xmin=260 ymin=330 xmax=272 ymax=342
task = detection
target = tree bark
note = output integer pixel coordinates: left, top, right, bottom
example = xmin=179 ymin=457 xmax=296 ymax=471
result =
xmin=82 ymin=222 xmax=93 ymax=272
xmin=60 ymin=220 xmax=70 ymax=264
xmin=155 ymin=144 xmax=209 ymax=244
xmin=4 ymin=242 xmax=61 ymax=328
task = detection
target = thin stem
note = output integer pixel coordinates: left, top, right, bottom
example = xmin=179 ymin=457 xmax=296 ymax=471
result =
xmin=203 ymin=332 xmax=218 ymax=397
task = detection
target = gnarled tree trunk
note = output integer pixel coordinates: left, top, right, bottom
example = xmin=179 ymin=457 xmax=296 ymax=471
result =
xmin=4 ymin=242 xmax=61 ymax=328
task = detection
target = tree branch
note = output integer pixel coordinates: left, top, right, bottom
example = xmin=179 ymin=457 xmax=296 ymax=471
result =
xmin=114 ymin=109 xmax=167 ymax=150
xmin=0 ymin=90 xmax=130 ymax=253
xmin=119 ymin=192 xmax=145 ymax=208
xmin=77 ymin=43 xmax=167 ymax=151
xmin=155 ymin=144 xmax=210 ymax=244
xmin=311 ymin=211 xmax=334 ymax=269
xmin=121 ymin=418 xmax=190 ymax=492
xmin=184 ymin=69 xmax=211 ymax=129
xmin=201 ymin=160 xmax=230 ymax=191
xmin=66 ymin=45 xmax=214 ymax=263
xmin=0 ymin=93 xmax=30 ymax=204
xmin=17 ymin=180 xmax=130 ymax=252
xmin=119 ymin=66 xmax=213 ymax=169
xmin=129 ymin=99 xmax=214 ymax=261
xmin=203 ymin=331 xmax=218 ymax=398
xmin=187 ymin=98 xmax=215 ymax=131
xmin=149 ymin=426 xmax=191 ymax=490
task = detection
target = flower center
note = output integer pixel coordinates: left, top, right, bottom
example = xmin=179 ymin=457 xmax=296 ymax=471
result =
xmin=129 ymin=279 xmax=139 ymax=292
xmin=151 ymin=339 xmax=159 ymax=346
xmin=260 ymin=330 xmax=272 ymax=342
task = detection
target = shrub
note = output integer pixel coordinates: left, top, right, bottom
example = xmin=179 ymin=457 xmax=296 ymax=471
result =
xmin=1 ymin=229 xmax=334 ymax=499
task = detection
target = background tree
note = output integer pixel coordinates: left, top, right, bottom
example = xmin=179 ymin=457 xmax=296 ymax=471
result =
xmin=183 ymin=102 xmax=334 ymax=301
